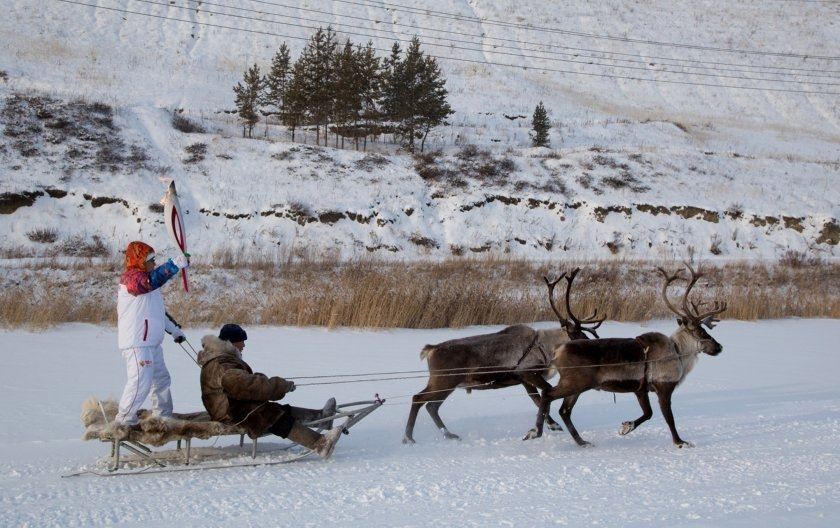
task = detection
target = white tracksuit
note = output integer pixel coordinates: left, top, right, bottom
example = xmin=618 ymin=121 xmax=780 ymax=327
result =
xmin=115 ymin=266 xmax=181 ymax=425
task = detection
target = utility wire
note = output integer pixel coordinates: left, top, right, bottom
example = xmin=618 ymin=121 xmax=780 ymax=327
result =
xmin=54 ymin=0 xmax=840 ymax=95
xmin=237 ymin=0 xmax=840 ymax=77
xmin=331 ymin=0 xmax=840 ymax=60
xmin=129 ymin=0 xmax=840 ymax=86
xmin=193 ymin=0 xmax=840 ymax=82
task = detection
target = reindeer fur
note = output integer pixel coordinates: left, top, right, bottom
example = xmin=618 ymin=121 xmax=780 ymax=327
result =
xmin=81 ymin=397 xmax=245 ymax=446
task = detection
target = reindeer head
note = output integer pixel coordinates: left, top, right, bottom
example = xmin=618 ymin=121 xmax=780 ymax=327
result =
xmin=658 ymin=264 xmax=727 ymax=356
xmin=544 ymin=267 xmax=605 ymax=340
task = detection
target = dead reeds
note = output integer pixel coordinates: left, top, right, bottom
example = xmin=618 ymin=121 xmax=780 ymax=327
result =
xmin=0 ymin=257 xmax=837 ymax=329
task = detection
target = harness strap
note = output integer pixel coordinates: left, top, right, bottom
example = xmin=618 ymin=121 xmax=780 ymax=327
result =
xmin=635 ymin=336 xmax=650 ymax=392
xmin=514 ymin=334 xmax=541 ymax=368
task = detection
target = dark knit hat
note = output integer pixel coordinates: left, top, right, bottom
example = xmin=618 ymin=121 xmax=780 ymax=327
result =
xmin=219 ymin=323 xmax=247 ymax=343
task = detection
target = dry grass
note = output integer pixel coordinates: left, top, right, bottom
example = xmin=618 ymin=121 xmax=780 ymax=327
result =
xmin=0 ymin=257 xmax=837 ymax=330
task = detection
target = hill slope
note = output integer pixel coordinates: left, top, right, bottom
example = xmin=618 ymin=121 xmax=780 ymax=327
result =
xmin=1 ymin=1 xmax=838 ymax=259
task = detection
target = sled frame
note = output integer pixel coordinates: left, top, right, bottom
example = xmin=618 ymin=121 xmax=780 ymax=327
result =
xmin=91 ymin=399 xmax=384 ymax=474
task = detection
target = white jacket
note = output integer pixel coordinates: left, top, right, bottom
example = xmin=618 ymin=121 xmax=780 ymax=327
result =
xmin=117 ymin=286 xmax=180 ymax=349
xmin=117 ymin=261 xmax=180 ymax=349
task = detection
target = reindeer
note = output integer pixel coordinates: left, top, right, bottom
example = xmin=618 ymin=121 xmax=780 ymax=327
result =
xmin=524 ymin=263 xmax=726 ymax=448
xmin=403 ymin=268 xmax=604 ymax=444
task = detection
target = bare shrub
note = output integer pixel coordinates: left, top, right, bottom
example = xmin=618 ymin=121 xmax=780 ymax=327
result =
xmin=779 ymin=249 xmax=821 ymax=268
xmin=0 ymin=70 xmax=7 ymax=82
xmin=26 ymin=228 xmax=58 ymax=244
xmin=57 ymin=235 xmax=110 ymax=257
xmin=184 ymin=142 xmax=207 ymax=164
xmin=271 ymin=150 xmax=294 ymax=161
xmin=726 ymin=203 xmax=744 ymax=219
xmin=355 ymin=153 xmax=390 ymax=171
xmin=709 ymin=234 xmax=723 ymax=256
xmin=171 ymin=112 xmax=206 ymax=134
xmin=456 ymin=144 xmax=482 ymax=161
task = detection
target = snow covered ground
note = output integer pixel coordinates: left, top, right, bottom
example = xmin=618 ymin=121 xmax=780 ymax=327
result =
xmin=1 ymin=319 xmax=838 ymax=526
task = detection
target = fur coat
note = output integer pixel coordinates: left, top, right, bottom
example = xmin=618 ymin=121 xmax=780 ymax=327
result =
xmin=197 ymin=335 xmax=294 ymax=438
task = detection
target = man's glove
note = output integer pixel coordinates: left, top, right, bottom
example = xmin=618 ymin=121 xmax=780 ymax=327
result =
xmin=172 ymin=328 xmax=186 ymax=344
xmin=172 ymin=253 xmax=190 ymax=270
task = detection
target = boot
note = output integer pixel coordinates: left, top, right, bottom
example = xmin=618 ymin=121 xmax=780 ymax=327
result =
xmin=315 ymin=425 xmax=344 ymax=460
xmin=320 ymin=397 xmax=337 ymax=430
xmin=285 ymin=423 xmax=342 ymax=460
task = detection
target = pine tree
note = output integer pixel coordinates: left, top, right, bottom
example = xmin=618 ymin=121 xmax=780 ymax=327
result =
xmin=383 ymin=37 xmax=452 ymax=152
xmin=233 ymin=63 xmax=264 ymax=138
xmin=332 ymin=39 xmax=358 ymax=149
xmin=355 ymin=41 xmax=383 ymax=151
xmin=531 ymin=101 xmax=551 ymax=147
xmin=416 ymin=54 xmax=453 ymax=152
xmin=381 ymin=42 xmax=403 ymax=143
xmin=300 ymin=26 xmax=338 ymax=146
xmin=282 ymin=56 xmax=309 ymax=142
xmin=265 ymin=43 xmax=291 ymax=115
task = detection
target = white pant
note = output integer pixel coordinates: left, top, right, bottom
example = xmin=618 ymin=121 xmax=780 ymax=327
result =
xmin=115 ymin=345 xmax=173 ymax=425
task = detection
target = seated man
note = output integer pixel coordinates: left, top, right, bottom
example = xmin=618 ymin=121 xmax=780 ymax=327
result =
xmin=197 ymin=324 xmax=342 ymax=459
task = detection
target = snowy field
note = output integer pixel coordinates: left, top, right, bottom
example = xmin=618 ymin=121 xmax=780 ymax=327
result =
xmin=1 ymin=319 xmax=838 ymax=527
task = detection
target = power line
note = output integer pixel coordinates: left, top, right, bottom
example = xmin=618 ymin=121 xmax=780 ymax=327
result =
xmin=332 ymin=0 xmax=840 ymax=60
xmin=133 ymin=0 xmax=839 ymax=86
xmin=238 ymin=0 xmax=840 ymax=77
xmin=53 ymin=0 xmax=840 ymax=95
xmin=209 ymin=0 xmax=840 ymax=81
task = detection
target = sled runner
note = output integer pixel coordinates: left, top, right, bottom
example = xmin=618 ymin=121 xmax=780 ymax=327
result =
xmin=63 ymin=396 xmax=383 ymax=477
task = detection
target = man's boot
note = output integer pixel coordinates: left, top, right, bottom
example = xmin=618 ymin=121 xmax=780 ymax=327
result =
xmin=320 ymin=397 xmax=337 ymax=430
xmin=316 ymin=425 xmax=344 ymax=460
xmin=285 ymin=423 xmax=342 ymax=460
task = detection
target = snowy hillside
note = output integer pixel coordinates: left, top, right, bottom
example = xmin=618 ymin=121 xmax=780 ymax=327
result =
xmin=1 ymin=320 xmax=838 ymax=525
xmin=1 ymin=0 xmax=838 ymax=259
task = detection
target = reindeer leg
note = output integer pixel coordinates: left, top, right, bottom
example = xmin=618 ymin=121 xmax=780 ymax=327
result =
xmin=559 ymin=393 xmax=591 ymax=447
xmin=524 ymin=381 xmax=569 ymax=440
xmin=654 ymin=382 xmax=693 ymax=448
xmin=404 ymin=382 xmax=436 ymax=444
xmin=620 ymin=390 xmax=653 ymax=436
xmin=525 ymin=377 xmax=591 ymax=441
xmin=522 ymin=381 xmax=562 ymax=431
xmin=425 ymin=395 xmax=460 ymax=440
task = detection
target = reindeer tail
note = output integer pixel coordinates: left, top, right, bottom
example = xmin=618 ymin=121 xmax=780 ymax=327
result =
xmin=420 ymin=345 xmax=436 ymax=362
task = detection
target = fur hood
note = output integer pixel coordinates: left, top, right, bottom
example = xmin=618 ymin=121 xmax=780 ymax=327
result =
xmin=197 ymin=335 xmax=241 ymax=366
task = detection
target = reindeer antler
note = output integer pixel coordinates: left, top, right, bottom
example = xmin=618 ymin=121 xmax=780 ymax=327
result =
xmin=563 ymin=267 xmax=605 ymax=338
xmin=543 ymin=272 xmax=571 ymax=328
xmin=659 ymin=264 xmax=727 ymax=328
xmin=657 ymin=266 xmax=688 ymax=318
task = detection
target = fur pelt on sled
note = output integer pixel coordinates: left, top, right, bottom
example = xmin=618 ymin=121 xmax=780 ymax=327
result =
xmin=81 ymin=398 xmax=247 ymax=446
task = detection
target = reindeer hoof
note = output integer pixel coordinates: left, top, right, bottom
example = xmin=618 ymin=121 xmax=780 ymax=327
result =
xmin=577 ymin=440 xmax=594 ymax=448
xmin=675 ymin=440 xmax=694 ymax=448
xmin=402 ymin=437 xmax=416 ymax=445
xmin=522 ymin=428 xmax=541 ymax=441
xmin=548 ymin=422 xmax=564 ymax=432
xmin=443 ymin=431 xmax=461 ymax=441
xmin=619 ymin=421 xmax=635 ymax=436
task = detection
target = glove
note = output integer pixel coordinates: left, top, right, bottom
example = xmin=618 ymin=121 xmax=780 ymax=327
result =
xmin=286 ymin=381 xmax=296 ymax=393
xmin=172 ymin=328 xmax=186 ymax=344
xmin=172 ymin=253 xmax=190 ymax=270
